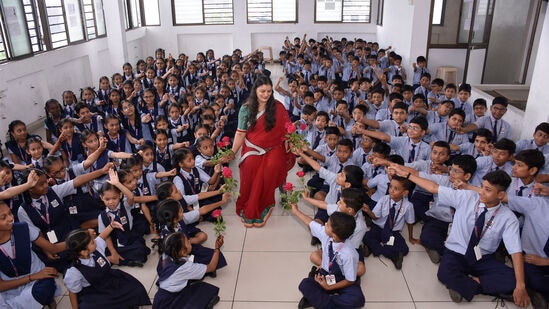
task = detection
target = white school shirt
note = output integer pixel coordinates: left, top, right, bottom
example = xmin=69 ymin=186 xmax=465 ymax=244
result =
xmin=474 ymin=115 xmax=512 ymax=142
xmin=158 ymin=254 xmax=207 ymax=292
xmin=507 ymin=196 xmax=549 ymax=258
xmin=64 ymin=237 xmax=109 ymax=293
xmin=98 ymin=200 xmax=134 ymax=232
xmin=367 ymin=173 xmax=390 ymax=202
xmin=388 ymin=137 xmax=430 ymax=163
xmin=506 ymin=177 xmax=535 ymax=198
xmin=361 ymin=161 xmax=386 ymax=180
xmin=372 ymin=195 xmax=415 ymax=231
xmin=515 ymin=139 xmax=549 ymax=155
xmin=319 ymin=167 xmax=340 ymax=205
xmin=438 ymin=186 xmax=521 ymax=256
xmin=471 ymin=156 xmax=513 ymax=187
xmin=309 ymin=221 xmax=358 ymax=281
xmin=420 ymin=173 xmax=455 ymax=223
xmin=352 ymin=148 xmax=372 ymax=167
xmin=326 ymin=204 xmax=367 ymax=249
xmin=379 ymin=120 xmax=407 ymax=137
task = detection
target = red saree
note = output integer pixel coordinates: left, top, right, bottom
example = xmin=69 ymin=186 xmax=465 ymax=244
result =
xmin=236 ymin=102 xmax=295 ymax=226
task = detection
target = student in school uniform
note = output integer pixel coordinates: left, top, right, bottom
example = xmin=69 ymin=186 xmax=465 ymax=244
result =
xmin=504 ymin=184 xmax=549 ymax=309
xmin=427 ymin=108 xmax=471 ymax=160
xmin=361 ymin=101 xmax=409 ymax=137
xmin=394 ymin=169 xmax=529 ymax=307
xmin=360 ymin=116 xmax=431 ymax=164
xmin=153 ymin=231 xmax=223 ymax=309
xmin=461 ymin=128 xmax=493 ymax=159
xmin=452 ymin=83 xmax=473 ymax=119
xmin=507 ymin=149 xmax=545 ymax=199
xmin=362 ymin=175 xmax=417 ymax=269
xmin=471 ymin=138 xmax=515 ymax=186
xmin=515 ymin=122 xmax=549 ymax=155
xmin=63 ymin=225 xmax=151 ymax=309
xmin=462 ymin=96 xmax=512 ymax=143
xmin=292 ymin=209 xmax=365 ymax=309
xmin=0 ymin=201 xmax=63 ymax=309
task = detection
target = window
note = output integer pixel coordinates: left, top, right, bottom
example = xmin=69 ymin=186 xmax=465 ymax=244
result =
xmin=376 ymin=0 xmax=383 ymax=25
xmin=173 ymin=0 xmax=233 ymax=25
xmin=0 ymin=0 xmax=106 ymax=61
xmin=124 ymin=0 xmax=142 ymax=29
xmin=142 ymin=0 xmax=160 ymax=26
xmin=431 ymin=0 xmax=445 ymax=25
xmin=247 ymin=0 xmax=297 ymax=23
xmin=315 ymin=0 xmax=371 ymax=23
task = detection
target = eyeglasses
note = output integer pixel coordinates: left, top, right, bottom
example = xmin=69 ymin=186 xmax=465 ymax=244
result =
xmin=448 ymin=167 xmax=464 ymax=174
xmin=407 ymin=126 xmax=422 ymax=132
xmin=492 ymin=106 xmax=507 ymax=112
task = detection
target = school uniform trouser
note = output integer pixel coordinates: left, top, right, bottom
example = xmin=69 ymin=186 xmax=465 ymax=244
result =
xmin=363 ymin=225 xmax=409 ymax=259
xmin=437 ymin=249 xmax=516 ymax=301
xmin=420 ymin=216 xmax=450 ymax=255
xmin=314 ymin=209 xmax=329 ymax=223
xmin=524 ymin=262 xmax=549 ymax=300
xmin=298 ymin=277 xmax=365 ymax=309
xmin=410 ymin=191 xmax=432 ymax=222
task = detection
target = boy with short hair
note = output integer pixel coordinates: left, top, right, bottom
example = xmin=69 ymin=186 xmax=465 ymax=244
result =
xmin=426 ymin=99 xmax=454 ymax=125
xmin=362 ymin=175 xmax=417 ymax=269
xmin=408 ymin=94 xmax=428 ymax=122
xmin=412 ymin=56 xmax=430 ymax=90
xmin=366 ymin=88 xmax=387 ymax=120
xmin=507 ymin=149 xmax=545 ymax=198
xmin=461 ymin=128 xmax=493 ymax=159
xmin=395 ymin=169 xmax=529 ymax=307
xmin=452 ymin=83 xmax=473 ymax=118
xmin=471 ymin=138 xmax=515 ymax=186
xmin=515 ymin=122 xmax=549 ymax=155
xmin=427 ymin=108 xmax=470 ymax=157
xmin=306 ymin=111 xmax=329 ymax=150
xmin=427 ymin=78 xmax=445 ymax=111
xmin=462 ymin=96 xmax=512 ymax=143
xmin=293 ymin=210 xmax=365 ymax=309
xmin=362 ymin=102 xmax=409 ymax=137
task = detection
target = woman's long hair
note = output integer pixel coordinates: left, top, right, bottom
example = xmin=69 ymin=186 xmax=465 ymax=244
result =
xmin=246 ymin=75 xmax=276 ymax=131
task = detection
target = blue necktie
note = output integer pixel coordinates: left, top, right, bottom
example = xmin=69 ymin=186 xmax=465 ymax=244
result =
xmin=466 ymin=208 xmax=487 ymax=262
xmin=313 ymin=132 xmax=322 ymax=150
xmin=492 ymin=119 xmax=499 ymax=143
xmin=381 ymin=203 xmax=397 ymax=243
xmin=517 ymin=186 xmax=527 ymax=197
xmin=409 ymin=144 xmax=416 ymax=163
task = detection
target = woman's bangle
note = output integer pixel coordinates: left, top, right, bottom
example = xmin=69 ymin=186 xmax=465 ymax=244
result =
xmin=28 ymin=274 xmax=32 ymax=282
xmin=406 ymin=172 xmax=411 ymax=179
xmin=109 ymin=223 xmax=114 ymax=229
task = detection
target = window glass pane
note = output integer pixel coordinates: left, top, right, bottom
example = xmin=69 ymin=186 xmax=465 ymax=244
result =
xmin=204 ymin=0 xmax=232 ymax=24
xmin=432 ymin=0 xmax=444 ymax=25
xmin=0 ymin=21 xmax=7 ymax=60
xmin=247 ymin=0 xmax=272 ymax=23
xmin=129 ymin=0 xmax=141 ymax=28
xmin=343 ymin=0 xmax=369 ymax=22
xmin=316 ymin=0 xmax=343 ymax=22
xmin=273 ymin=0 xmax=296 ymax=22
xmin=2 ymin=0 xmax=32 ymax=57
xmin=174 ymin=0 xmax=204 ymax=24
xmin=93 ymin=0 xmax=105 ymax=35
xmin=143 ymin=0 xmax=160 ymax=25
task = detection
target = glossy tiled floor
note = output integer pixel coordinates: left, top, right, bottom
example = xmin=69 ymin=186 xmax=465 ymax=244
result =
xmin=51 ymin=64 xmax=532 ymax=308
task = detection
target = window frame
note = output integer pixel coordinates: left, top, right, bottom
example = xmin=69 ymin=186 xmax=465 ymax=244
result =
xmin=314 ymin=0 xmax=372 ymax=24
xmin=172 ymin=0 xmax=234 ymax=26
xmin=376 ymin=0 xmax=383 ymax=25
xmin=431 ymin=0 xmax=446 ymax=26
xmin=246 ymin=0 xmax=298 ymax=24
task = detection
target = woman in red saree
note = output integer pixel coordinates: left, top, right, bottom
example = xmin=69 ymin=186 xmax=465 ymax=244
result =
xmin=231 ymin=76 xmax=295 ymax=227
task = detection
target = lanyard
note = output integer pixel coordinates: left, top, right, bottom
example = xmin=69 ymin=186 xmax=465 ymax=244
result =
xmin=0 ymin=234 xmax=18 ymax=276
xmin=489 ymin=117 xmax=503 ymax=137
xmin=473 ymin=201 xmax=501 ymax=240
xmin=407 ymin=138 xmax=422 ymax=162
xmin=182 ymin=170 xmax=197 ymax=194
xmin=388 ymin=199 xmax=404 ymax=230
xmin=34 ymin=198 xmax=50 ymax=225
xmin=328 ymin=242 xmax=344 ymax=272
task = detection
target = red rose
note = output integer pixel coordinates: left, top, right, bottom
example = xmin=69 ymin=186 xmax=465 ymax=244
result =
xmin=212 ymin=209 xmax=222 ymax=218
xmin=222 ymin=166 xmax=233 ymax=178
xmin=216 ymin=141 xmax=224 ymax=148
xmin=286 ymin=123 xmax=297 ymax=134
xmin=296 ymin=170 xmax=305 ymax=178
xmin=221 ymin=136 xmax=231 ymax=147
xmin=299 ymin=123 xmax=307 ymax=131
xmin=283 ymin=182 xmax=294 ymax=191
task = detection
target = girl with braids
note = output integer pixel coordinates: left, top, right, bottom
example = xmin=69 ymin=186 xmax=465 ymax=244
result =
xmin=153 ymin=231 xmax=222 ymax=309
xmin=231 ymin=75 xmax=295 ymax=227
xmin=63 ymin=224 xmax=150 ymax=309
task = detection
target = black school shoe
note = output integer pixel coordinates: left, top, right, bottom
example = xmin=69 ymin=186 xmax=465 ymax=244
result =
xmin=391 ymin=252 xmax=403 ymax=270
xmin=310 ymin=236 xmax=320 ymax=246
xmin=206 ymin=295 xmax=220 ymax=309
xmin=308 ymin=266 xmax=318 ymax=278
xmin=298 ymin=297 xmax=313 ymax=309
xmin=126 ymin=260 xmax=144 ymax=267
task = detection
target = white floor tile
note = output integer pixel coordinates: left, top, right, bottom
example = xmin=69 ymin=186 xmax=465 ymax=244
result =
xmin=234 ymin=251 xmax=312 ymax=302
xmin=231 ymin=301 xmax=301 ymax=309
xmin=203 ymin=251 xmax=242 ymax=302
xmin=362 ymin=256 xmax=413 ymax=302
xmin=243 ymin=215 xmax=316 ymax=252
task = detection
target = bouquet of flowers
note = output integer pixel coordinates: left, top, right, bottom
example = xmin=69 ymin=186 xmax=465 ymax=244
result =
xmin=211 ymin=209 xmax=226 ymax=236
xmin=219 ymin=166 xmax=239 ymax=198
xmin=280 ymin=170 xmax=309 ymax=210
xmin=285 ymin=122 xmax=308 ymax=150
xmin=211 ymin=136 xmax=233 ymax=165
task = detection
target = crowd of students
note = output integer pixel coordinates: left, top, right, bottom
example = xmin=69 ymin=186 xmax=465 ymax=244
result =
xmin=0 ymin=34 xmax=547 ymax=309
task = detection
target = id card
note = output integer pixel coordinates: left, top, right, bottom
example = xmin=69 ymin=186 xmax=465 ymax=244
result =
xmin=96 ymin=257 xmax=107 ymax=267
xmin=51 ymin=200 xmax=59 ymax=208
xmin=325 ymin=274 xmax=336 ymax=286
xmin=474 ymin=245 xmax=482 ymax=261
xmin=46 ymin=230 xmax=58 ymax=244
xmin=386 ymin=236 xmax=395 ymax=246
xmin=188 ymin=254 xmax=195 ymax=263
xmin=69 ymin=206 xmax=78 ymax=215
xmin=120 ymin=216 xmax=128 ymax=225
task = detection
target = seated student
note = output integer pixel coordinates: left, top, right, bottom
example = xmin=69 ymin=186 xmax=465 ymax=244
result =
xmin=461 ymin=128 xmax=493 ymax=159
xmin=295 ymin=104 xmax=317 ymax=139
xmin=0 ymin=201 xmax=63 ymax=309
xmin=392 ymin=155 xmax=477 ymax=264
xmin=427 ymin=78 xmax=445 ymax=111
xmin=331 ymin=101 xmax=353 ymax=137
xmin=508 ymin=149 xmax=545 ymax=199
xmin=291 ymin=208 xmax=365 ymax=309
xmin=349 ymin=105 xmax=368 ymax=150
xmin=412 ymin=56 xmax=430 ymax=90
xmin=461 ymin=96 xmax=512 ymax=143
xmin=361 ymin=142 xmax=391 ymax=185
xmin=153 ymin=232 xmax=223 ymax=309
xmin=303 ymin=139 xmax=355 ymax=201
xmin=275 ymin=77 xmax=301 ymax=122
xmin=471 ymin=138 xmax=515 ymax=186
xmin=57 ymin=119 xmax=85 ymax=169
xmin=452 ymin=83 xmax=473 ymax=119
xmin=414 ymin=72 xmax=431 ymax=100
xmin=401 ymin=84 xmax=414 ymax=107
xmin=394 ymin=169 xmax=529 ymax=307
xmin=63 ymin=225 xmax=151 ymax=309
xmin=504 ymin=183 xmax=549 ymax=309
xmin=0 ymin=161 xmax=29 ymax=221
xmin=156 ymin=198 xmax=228 ymax=274
xmin=365 ymin=88 xmax=387 ymax=120
xmin=362 ymin=102 xmax=409 ymax=137
xmin=442 ymin=83 xmax=457 ymax=102
xmin=375 ymin=92 xmax=404 ymax=121
xmin=427 ymin=108 xmax=471 ymax=159
xmin=361 ymin=116 xmax=431 ymax=164
xmin=352 ymin=134 xmax=375 ymax=167
xmin=97 ymin=170 xmax=151 ymax=267
xmin=407 ymin=94 xmax=428 ymax=122
xmin=306 ymin=111 xmax=329 ymax=150
xmin=345 ymin=78 xmax=361 ymax=113
xmin=366 ymin=154 xmax=405 ymax=208
xmin=307 ymin=188 xmax=367 ymax=278
xmin=299 ymin=127 xmax=340 ymax=172
xmin=362 ymin=175 xmax=417 ymax=269
xmin=466 ymin=98 xmax=488 ymax=125
xmin=515 ymin=122 xmax=549 ymax=155
xmin=426 ymin=99 xmax=454 ymax=125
